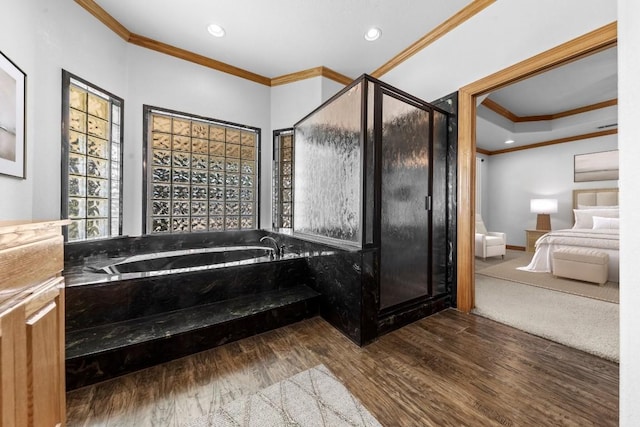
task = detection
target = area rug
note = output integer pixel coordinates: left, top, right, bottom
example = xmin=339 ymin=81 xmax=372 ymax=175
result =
xmin=183 ymin=364 xmax=382 ymax=427
xmin=477 ymin=255 xmax=619 ymax=303
xmin=474 ymin=274 xmax=619 ymax=362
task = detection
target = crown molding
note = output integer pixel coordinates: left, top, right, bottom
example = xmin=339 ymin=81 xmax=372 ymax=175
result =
xmin=75 ymin=0 xmax=491 ymax=88
xmin=551 ymin=98 xmax=617 ymax=119
xmin=271 ymin=66 xmax=353 ymax=87
xmin=127 ymin=33 xmax=272 ymax=86
xmin=318 ymin=67 xmax=354 ymax=86
xmin=74 ymin=0 xmax=353 ymax=87
xmin=481 ymin=98 xmax=618 ymax=123
xmin=75 ymin=0 xmax=272 ymax=86
xmin=481 ymin=128 xmax=617 ymax=156
xmin=370 ymin=0 xmax=496 ymax=78
xmin=481 ymin=98 xmax=519 ymax=122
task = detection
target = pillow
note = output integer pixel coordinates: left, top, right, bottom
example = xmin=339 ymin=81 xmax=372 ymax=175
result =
xmin=577 ymin=204 xmax=618 ymax=210
xmin=592 ymin=216 xmax=620 ymax=230
xmin=573 ymin=208 xmax=619 ymax=229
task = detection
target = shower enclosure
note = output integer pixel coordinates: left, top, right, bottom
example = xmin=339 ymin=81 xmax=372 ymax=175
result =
xmin=293 ymin=75 xmax=454 ymax=332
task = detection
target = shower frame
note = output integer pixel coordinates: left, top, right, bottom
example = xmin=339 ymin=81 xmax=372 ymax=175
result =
xmin=292 ymin=74 xmax=457 ymax=343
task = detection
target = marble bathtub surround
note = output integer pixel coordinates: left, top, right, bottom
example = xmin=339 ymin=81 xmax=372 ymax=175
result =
xmin=64 ymin=228 xmax=454 ymax=389
xmin=66 ymin=285 xmax=319 ymax=389
xmin=64 ymin=231 xmax=353 ymax=389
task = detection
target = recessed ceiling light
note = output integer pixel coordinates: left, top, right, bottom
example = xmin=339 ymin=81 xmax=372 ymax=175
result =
xmin=364 ymin=27 xmax=381 ymax=41
xmin=207 ymin=24 xmax=225 ymax=38
xmin=505 ymin=139 xmax=515 ymax=144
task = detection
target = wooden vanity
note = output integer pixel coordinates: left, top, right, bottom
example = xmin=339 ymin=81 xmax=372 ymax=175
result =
xmin=0 ymin=220 xmax=69 ymax=427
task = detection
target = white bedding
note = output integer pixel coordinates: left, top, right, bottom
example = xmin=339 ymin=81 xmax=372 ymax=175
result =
xmin=518 ymin=228 xmax=619 ymax=282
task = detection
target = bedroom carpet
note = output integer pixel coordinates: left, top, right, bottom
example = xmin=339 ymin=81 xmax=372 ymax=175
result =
xmin=474 ymin=274 xmax=619 ymax=362
xmin=477 ymin=253 xmax=619 ymax=303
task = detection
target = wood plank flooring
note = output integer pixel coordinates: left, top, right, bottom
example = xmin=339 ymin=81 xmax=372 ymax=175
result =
xmin=66 ymin=309 xmax=618 ymax=426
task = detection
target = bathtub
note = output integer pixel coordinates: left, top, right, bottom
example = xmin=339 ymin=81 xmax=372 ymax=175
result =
xmin=94 ymin=245 xmax=276 ymax=275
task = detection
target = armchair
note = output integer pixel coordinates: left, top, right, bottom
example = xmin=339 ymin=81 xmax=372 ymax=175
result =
xmin=475 ymin=214 xmax=506 ymax=259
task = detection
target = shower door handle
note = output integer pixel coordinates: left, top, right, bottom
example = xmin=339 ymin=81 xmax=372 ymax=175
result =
xmin=425 ymin=195 xmax=432 ymax=211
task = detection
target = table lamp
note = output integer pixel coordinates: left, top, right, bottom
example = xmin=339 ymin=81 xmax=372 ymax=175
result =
xmin=530 ymin=198 xmax=557 ymax=231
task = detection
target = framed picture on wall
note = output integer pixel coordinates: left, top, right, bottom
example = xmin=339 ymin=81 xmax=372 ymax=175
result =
xmin=574 ymin=149 xmax=619 ymax=182
xmin=0 ymin=50 xmax=26 ymax=179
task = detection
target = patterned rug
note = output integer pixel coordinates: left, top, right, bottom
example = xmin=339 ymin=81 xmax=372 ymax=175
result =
xmin=183 ymin=364 xmax=382 ymax=427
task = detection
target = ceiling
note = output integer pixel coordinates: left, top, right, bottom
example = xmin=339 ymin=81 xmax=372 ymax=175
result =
xmin=89 ymin=1 xmax=617 ymax=153
xmin=476 ymin=47 xmax=618 ymax=152
xmin=94 ymin=0 xmax=472 ymax=79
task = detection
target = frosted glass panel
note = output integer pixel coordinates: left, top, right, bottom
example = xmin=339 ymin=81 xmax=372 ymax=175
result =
xmin=379 ymin=93 xmax=431 ymax=309
xmin=294 ymin=82 xmax=362 ymax=245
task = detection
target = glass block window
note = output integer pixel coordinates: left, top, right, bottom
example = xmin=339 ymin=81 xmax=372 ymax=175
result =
xmin=272 ymin=129 xmax=294 ymax=229
xmin=144 ymin=106 xmax=259 ymax=234
xmin=62 ymin=71 xmax=123 ymax=241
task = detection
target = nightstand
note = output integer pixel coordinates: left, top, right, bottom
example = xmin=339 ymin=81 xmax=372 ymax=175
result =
xmin=525 ymin=229 xmax=550 ymax=252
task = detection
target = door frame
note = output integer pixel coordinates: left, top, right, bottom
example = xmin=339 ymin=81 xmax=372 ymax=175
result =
xmin=456 ymin=22 xmax=617 ymax=312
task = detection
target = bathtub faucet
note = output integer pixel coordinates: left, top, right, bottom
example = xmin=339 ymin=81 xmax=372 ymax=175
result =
xmin=260 ymin=236 xmax=282 ymax=258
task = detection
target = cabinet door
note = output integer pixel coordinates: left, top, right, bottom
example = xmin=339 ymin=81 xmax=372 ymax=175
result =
xmin=0 ymin=304 xmax=28 ymax=427
xmin=25 ymin=279 xmax=64 ymax=427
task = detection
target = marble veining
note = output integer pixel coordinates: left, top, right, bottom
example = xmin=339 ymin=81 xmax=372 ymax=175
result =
xmin=64 ymin=231 xmax=353 ymax=389
xmin=66 ymin=286 xmax=319 ymax=359
xmin=65 ymin=286 xmax=320 ymax=390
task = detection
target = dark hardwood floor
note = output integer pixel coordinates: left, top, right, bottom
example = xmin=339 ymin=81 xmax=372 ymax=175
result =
xmin=66 ymin=309 xmax=618 ymax=426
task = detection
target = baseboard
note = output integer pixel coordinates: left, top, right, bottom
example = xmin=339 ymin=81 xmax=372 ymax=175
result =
xmin=507 ymin=245 xmax=526 ymax=251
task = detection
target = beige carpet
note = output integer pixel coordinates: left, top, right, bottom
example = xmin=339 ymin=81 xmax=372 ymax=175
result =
xmin=474 ymin=275 xmax=619 ymax=361
xmin=183 ymin=364 xmax=382 ymax=427
xmin=477 ymin=254 xmax=619 ymax=303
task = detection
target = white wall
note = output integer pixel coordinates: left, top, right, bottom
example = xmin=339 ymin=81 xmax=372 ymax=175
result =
xmin=31 ymin=0 xmax=129 ymax=222
xmin=321 ymin=78 xmax=346 ymax=103
xmin=483 ymin=134 xmax=617 ymax=246
xmin=2 ymin=0 xmax=347 ymax=230
xmin=618 ymin=0 xmax=640 ymax=424
xmin=271 ymin=77 xmax=322 ymax=131
xmin=0 ymin=0 xmax=37 ymax=219
xmin=125 ymin=45 xmax=271 ymax=235
xmin=0 ymin=0 xmax=271 ymax=233
xmin=270 ymin=76 xmax=346 ymax=131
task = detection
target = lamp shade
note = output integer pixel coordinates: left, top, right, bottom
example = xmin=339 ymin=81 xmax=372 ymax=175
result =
xmin=530 ymin=198 xmax=558 ymax=214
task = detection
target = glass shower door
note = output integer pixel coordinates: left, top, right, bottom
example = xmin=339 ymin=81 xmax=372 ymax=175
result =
xmin=379 ymin=92 xmax=432 ymax=309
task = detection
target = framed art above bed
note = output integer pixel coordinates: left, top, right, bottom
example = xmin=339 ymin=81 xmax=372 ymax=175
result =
xmin=574 ymin=150 xmax=619 ymax=182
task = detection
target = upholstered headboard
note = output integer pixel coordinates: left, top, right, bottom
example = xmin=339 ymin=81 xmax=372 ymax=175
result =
xmin=573 ymin=188 xmax=619 ymax=209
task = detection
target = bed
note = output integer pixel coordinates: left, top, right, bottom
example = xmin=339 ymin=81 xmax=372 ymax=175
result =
xmin=518 ymin=188 xmax=619 ymax=282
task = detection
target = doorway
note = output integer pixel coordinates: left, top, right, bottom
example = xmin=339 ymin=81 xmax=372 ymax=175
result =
xmin=456 ymin=22 xmax=617 ymax=312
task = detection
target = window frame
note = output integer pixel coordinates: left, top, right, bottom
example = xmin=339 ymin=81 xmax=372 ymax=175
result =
xmin=61 ymin=70 xmax=124 ymax=242
xmin=142 ymin=105 xmax=261 ymax=234
xmin=272 ymin=128 xmax=294 ymax=230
